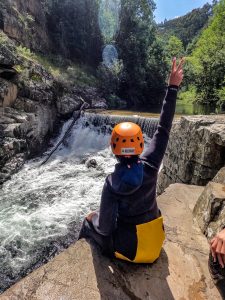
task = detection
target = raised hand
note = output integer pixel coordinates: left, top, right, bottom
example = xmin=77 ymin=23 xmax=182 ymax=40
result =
xmin=86 ymin=211 xmax=97 ymax=222
xmin=210 ymin=229 xmax=225 ymax=268
xmin=168 ymin=57 xmax=185 ymax=87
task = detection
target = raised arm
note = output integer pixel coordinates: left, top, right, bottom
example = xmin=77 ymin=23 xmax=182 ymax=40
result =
xmin=141 ymin=58 xmax=185 ymax=170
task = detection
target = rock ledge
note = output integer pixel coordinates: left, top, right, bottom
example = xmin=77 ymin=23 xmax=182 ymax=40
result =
xmin=0 ymin=183 xmax=222 ymax=300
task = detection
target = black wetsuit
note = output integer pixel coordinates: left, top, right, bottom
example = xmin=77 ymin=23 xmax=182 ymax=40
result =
xmin=79 ymin=85 xmax=178 ymax=259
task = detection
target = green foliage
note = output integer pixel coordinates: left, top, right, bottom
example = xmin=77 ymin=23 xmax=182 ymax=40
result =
xmin=16 ymin=45 xmax=36 ymax=60
xmin=46 ymin=0 xmax=103 ymax=67
xmin=12 ymin=6 xmax=34 ymax=30
xmin=97 ymin=60 xmax=124 ymax=95
xmin=158 ymin=3 xmax=213 ymax=48
xmin=164 ymin=36 xmax=184 ymax=68
xmin=0 ymin=31 xmax=8 ymax=44
xmin=217 ymin=84 xmax=225 ymax=109
xmin=116 ymin=0 xmax=167 ymax=106
xmin=190 ymin=0 xmax=225 ymax=105
xmin=178 ymin=86 xmax=197 ymax=103
xmin=99 ymin=0 xmax=121 ymax=43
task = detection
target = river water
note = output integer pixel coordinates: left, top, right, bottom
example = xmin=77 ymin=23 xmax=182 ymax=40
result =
xmin=0 ymin=113 xmax=158 ymax=293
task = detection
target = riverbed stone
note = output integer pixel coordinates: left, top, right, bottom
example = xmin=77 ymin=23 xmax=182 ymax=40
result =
xmin=0 ymin=183 xmax=221 ymax=300
xmin=158 ymin=115 xmax=225 ymax=194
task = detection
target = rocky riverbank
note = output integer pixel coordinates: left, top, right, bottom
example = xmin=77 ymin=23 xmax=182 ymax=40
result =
xmin=0 ymin=31 xmax=107 ymax=184
xmin=157 ymin=115 xmax=225 ymax=194
xmin=0 ymin=183 xmax=221 ymax=300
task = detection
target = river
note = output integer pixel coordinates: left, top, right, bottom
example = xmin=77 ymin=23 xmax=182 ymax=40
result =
xmin=0 ymin=113 xmax=157 ymax=293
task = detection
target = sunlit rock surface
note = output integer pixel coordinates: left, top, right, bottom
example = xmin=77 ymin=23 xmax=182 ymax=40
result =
xmin=194 ymin=167 xmax=225 ymax=239
xmin=0 ymin=184 xmax=221 ymax=300
xmin=158 ymin=116 xmax=225 ymax=194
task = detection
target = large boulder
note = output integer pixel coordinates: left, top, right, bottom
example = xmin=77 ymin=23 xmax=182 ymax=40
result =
xmin=0 ymin=184 xmax=221 ymax=299
xmin=57 ymin=93 xmax=82 ymax=117
xmin=158 ymin=116 xmax=225 ymax=194
xmin=193 ymin=167 xmax=225 ymax=238
xmin=193 ymin=182 xmax=225 ymax=238
xmin=0 ymin=102 xmax=57 ymax=184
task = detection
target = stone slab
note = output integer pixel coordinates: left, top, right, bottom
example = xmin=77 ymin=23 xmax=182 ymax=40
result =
xmin=0 ymin=183 xmax=222 ymax=300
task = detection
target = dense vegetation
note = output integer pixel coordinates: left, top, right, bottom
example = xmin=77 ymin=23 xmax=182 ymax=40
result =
xmin=156 ymin=0 xmax=225 ymax=110
xmin=157 ymin=3 xmax=213 ymax=48
xmin=45 ymin=0 xmax=103 ymax=67
xmin=0 ymin=0 xmax=224 ymax=110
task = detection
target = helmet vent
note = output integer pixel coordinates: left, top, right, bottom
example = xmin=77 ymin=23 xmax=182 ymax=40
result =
xmin=113 ymin=143 xmax=116 ymax=149
xmin=130 ymin=139 xmax=134 ymax=142
xmin=116 ymin=138 xmax=119 ymax=142
xmin=140 ymin=143 xmax=143 ymax=148
xmin=122 ymin=139 xmax=126 ymax=143
xmin=137 ymin=137 xmax=140 ymax=140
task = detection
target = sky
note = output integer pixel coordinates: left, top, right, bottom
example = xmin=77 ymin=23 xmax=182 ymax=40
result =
xmin=154 ymin=0 xmax=213 ymax=23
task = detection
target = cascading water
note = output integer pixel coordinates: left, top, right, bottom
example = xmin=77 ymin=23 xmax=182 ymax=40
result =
xmin=0 ymin=113 xmax=158 ymax=293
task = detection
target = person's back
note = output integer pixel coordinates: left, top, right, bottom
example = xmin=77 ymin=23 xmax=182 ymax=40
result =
xmin=79 ymin=57 xmax=185 ymax=263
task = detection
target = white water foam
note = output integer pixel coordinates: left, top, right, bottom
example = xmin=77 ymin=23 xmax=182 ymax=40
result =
xmin=0 ymin=114 xmax=153 ymax=292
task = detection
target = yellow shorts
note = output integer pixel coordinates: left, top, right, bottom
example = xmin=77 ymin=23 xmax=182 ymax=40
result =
xmin=115 ymin=216 xmax=165 ymax=263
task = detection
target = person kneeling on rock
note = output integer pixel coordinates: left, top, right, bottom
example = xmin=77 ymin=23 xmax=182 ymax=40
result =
xmin=209 ymin=228 xmax=225 ymax=297
xmin=79 ymin=58 xmax=185 ymax=263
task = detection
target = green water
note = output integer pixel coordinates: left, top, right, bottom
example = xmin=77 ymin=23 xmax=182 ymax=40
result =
xmin=175 ymin=100 xmax=223 ymax=115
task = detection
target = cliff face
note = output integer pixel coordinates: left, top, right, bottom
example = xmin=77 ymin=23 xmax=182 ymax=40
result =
xmin=158 ymin=116 xmax=225 ymax=194
xmin=0 ymin=0 xmax=51 ymax=53
xmin=0 ymin=0 xmax=103 ymax=65
xmin=0 ymin=31 xmax=107 ymax=184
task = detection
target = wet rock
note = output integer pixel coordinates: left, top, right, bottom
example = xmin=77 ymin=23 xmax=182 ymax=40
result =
xmin=0 ymin=184 xmax=221 ymax=299
xmin=86 ymin=158 xmax=97 ymax=168
xmin=0 ymin=101 xmax=57 ymax=184
xmin=158 ymin=115 xmax=225 ymax=194
xmin=57 ymin=94 xmax=82 ymax=117
xmin=0 ymin=78 xmax=18 ymax=108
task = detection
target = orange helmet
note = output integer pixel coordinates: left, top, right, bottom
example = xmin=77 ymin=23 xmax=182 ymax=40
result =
xmin=111 ymin=122 xmax=144 ymax=156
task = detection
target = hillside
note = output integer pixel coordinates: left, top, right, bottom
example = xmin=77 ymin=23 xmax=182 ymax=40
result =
xmin=157 ymin=3 xmax=213 ymax=47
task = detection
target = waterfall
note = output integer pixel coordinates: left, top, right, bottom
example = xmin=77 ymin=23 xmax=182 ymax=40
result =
xmin=82 ymin=112 xmax=159 ymax=138
xmin=0 ymin=113 xmax=159 ymax=294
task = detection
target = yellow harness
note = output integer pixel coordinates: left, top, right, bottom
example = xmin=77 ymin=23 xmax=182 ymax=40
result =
xmin=115 ymin=216 xmax=165 ymax=263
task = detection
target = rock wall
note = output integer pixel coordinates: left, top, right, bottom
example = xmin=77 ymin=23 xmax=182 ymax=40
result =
xmin=0 ymin=33 xmax=57 ymax=183
xmin=158 ymin=116 xmax=225 ymax=194
xmin=0 ymin=0 xmax=51 ymax=53
xmin=0 ymin=0 xmax=103 ymax=65
xmin=0 ymin=31 xmax=107 ymax=184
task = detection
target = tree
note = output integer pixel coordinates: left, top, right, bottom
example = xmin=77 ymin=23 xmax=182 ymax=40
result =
xmin=46 ymin=0 xmax=103 ymax=66
xmin=191 ymin=0 xmax=225 ymax=105
xmin=165 ymin=35 xmax=184 ymax=62
xmin=116 ymin=0 xmax=167 ymax=107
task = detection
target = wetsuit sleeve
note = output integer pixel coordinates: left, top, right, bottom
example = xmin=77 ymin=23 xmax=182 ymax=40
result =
xmin=91 ymin=181 xmax=118 ymax=236
xmin=141 ymin=85 xmax=178 ymax=170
